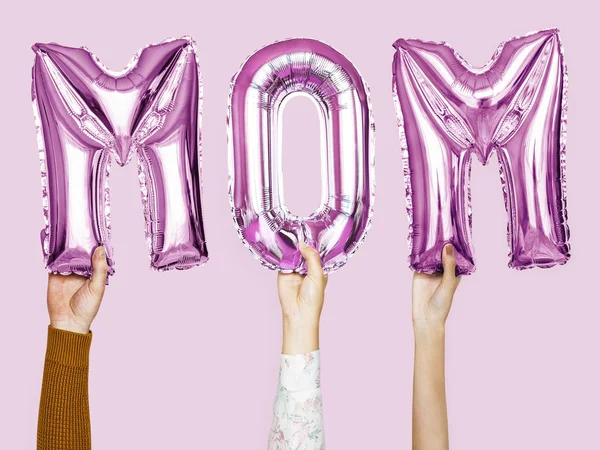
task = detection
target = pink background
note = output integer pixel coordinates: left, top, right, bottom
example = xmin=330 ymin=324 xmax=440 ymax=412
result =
xmin=0 ymin=0 xmax=598 ymax=448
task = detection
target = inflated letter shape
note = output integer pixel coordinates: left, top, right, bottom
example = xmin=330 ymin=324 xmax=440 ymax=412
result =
xmin=392 ymin=29 xmax=569 ymax=275
xmin=228 ymin=39 xmax=375 ymax=274
xmin=32 ymin=38 xmax=208 ymax=277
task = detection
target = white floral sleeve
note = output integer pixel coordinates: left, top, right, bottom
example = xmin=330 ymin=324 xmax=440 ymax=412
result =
xmin=268 ymin=350 xmax=324 ymax=450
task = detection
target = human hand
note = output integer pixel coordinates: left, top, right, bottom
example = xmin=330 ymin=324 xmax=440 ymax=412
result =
xmin=46 ymin=246 xmax=109 ymax=334
xmin=277 ymin=242 xmax=328 ymax=354
xmin=412 ymin=244 xmax=461 ymax=333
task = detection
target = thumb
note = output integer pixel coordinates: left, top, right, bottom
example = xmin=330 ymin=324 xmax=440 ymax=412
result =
xmin=440 ymin=244 xmax=459 ymax=293
xmin=299 ymin=241 xmax=325 ymax=283
xmin=89 ymin=246 xmax=109 ymax=297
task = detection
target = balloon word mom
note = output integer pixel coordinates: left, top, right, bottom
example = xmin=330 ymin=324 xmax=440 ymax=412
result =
xmin=31 ymin=30 xmax=570 ymax=277
xmin=32 ymin=38 xmax=208 ymax=277
xmin=392 ymin=29 xmax=570 ymax=275
xmin=228 ymin=38 xmax=375 ymax=274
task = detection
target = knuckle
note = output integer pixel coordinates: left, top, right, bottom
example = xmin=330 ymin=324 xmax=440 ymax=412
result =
xmin=305 ymin=246 xmax=319 ymax=258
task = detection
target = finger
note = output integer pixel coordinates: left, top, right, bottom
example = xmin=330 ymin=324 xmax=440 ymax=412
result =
xmin=299 ymin=241 xmax=325 ymax=283
xmin=440 ymin=244 xmax=459 ymax=292
xmin=89 ymin=246 xmax=109 ymax=297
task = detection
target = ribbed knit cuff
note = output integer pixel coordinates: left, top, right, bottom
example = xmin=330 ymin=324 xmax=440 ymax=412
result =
xmin=45 ymin=326 xmax=92 ymax=368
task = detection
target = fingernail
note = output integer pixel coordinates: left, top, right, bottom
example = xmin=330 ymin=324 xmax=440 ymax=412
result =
xmin=299 ymin=240 xmax=307 ymax=250
xmin=97 ymin=246 xmax=106 ymax=258
xmin=446 ymin=244 xmax=454 ymax=256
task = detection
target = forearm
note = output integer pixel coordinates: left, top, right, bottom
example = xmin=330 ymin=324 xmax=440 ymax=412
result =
xmin=412 ymin=325 xmax=448 ymax=450
xmin=38 ymin=326 xmax=92 ymax=450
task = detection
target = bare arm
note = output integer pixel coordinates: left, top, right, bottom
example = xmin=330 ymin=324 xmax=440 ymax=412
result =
xmin=412 ymin=244 xmax=460 ymax=450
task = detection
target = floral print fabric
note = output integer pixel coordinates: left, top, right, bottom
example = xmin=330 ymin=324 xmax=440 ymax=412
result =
xmin=268 ymin=350 xmax=324 ymax=450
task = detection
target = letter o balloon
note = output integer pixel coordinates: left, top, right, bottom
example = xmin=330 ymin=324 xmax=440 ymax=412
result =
xmin=228 ymin=38 xmax=375 ymax=274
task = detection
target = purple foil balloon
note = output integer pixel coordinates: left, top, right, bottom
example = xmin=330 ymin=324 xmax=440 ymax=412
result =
xmin=228 ymin=39 xmax=375 ymax=274
xmin=32 ymin=37 xmax=208 ymax=277
xmin=392 ymin=29 xmax=570 ymax=275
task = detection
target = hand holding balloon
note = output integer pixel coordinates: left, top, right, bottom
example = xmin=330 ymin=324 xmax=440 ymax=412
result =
xmin=412 ymin=244 xmax=459 ymax=450
xmin=278 ymin=242 xmax=328 ymax=354
xmin=412 ymin=244 xmax=461 ymax=332
xmin=47 ymin=247 xmax=109 ymax=334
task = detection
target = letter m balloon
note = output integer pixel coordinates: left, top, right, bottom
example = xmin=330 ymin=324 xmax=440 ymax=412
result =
xmin=392 ymin=29 xmax=570 ymax=275
xmin=32 ymin=38 xmax=208 ymax=277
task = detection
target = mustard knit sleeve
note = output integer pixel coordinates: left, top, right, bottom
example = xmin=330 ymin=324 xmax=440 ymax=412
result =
xmin=37 ymin=326 xmax=93 ymax=450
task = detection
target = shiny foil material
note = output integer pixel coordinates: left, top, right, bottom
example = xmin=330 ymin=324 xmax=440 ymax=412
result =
xmin=228 ymin=39 xmax=375 ymax=274
xmin=32 ymin=38 xmax=208 ymax=277
xmin=392 ymin=29 xmax=570 ymax=275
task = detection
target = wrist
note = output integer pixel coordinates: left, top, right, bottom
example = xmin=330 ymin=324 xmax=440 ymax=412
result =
xmin=413 ymin=321 xmax=446 ymax=342
xmin=282 ymin=310 xmax=320 ymax=329
xmin=50 ymin=319 xmax=90 ymax=335
xmin=282 ymin=323 xmax=319 ymax=355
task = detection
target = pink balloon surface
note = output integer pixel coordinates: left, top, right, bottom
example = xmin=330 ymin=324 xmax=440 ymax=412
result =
xmin=392 ymin=29 xmax=570 ymax=275
xmin=32 ymin=37 xmax=208 ymax=277
xmin=228 ymin=39 xmax=375 ymax=274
